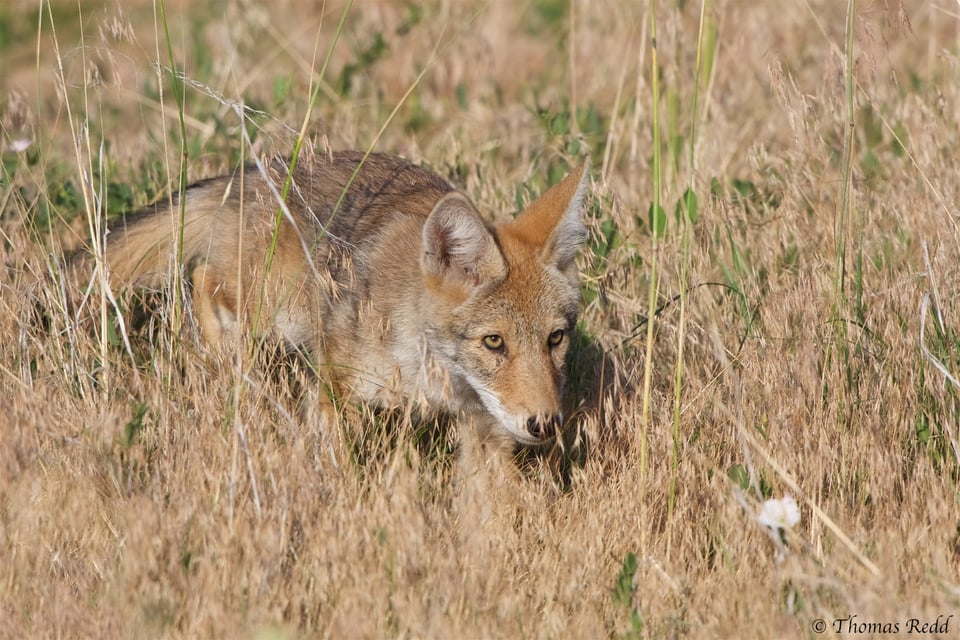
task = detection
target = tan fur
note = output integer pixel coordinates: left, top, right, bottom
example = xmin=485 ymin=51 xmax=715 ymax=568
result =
xmin=106 ymin=150 xmax=589 ymax=462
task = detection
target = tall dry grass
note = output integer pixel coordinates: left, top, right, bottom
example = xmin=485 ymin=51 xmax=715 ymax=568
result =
xmin=2 ymin=0 xmax=959 ymax=637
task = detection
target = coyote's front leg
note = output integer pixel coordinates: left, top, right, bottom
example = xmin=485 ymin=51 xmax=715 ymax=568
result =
xmin=453 ymin=412 xmax=525 ymax=555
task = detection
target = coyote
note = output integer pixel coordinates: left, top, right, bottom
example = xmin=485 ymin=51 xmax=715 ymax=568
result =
xmin=105 ymin=151 xmax=589 ymax=462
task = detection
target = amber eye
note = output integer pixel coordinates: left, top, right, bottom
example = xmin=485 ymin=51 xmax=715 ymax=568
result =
xmin=548 ymin=329 xmax=565 ymax=347
xmin=482 ymin=334 xmax=504 ymax=351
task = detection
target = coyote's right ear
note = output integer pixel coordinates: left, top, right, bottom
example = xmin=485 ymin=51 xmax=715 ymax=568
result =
xmin=421 ymin=193 xmax=506 ymax=290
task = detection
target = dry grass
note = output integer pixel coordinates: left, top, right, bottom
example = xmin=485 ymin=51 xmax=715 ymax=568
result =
xmin=2 ymin=0 xmax=960 ymax=637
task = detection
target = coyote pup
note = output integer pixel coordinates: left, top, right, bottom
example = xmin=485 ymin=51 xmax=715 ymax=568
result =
xmin=106 ymin=151 xmax=589 ymax=461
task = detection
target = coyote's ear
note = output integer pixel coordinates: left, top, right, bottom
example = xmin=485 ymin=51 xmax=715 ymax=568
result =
xmin=540 ymin=160 xmax=589 ymax=270
xmin=422 ymin=193 xmax=506 ymax=289
xmin=502 ymin=160 xmax=590 ymax=272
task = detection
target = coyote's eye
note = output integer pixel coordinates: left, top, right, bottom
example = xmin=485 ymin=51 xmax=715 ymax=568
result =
xmin=482 ymin=334 xmax=504 ymax=351
xmin=547 ymin=329 xmax=565 ymax=347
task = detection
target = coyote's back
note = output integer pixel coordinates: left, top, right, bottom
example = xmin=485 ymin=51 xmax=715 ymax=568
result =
xmin=107 ymin=151 xmax=451 ymax=343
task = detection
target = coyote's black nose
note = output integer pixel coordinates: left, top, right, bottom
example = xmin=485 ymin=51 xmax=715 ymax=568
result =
xmin=526 ymin=414 xmax=561 ymax=440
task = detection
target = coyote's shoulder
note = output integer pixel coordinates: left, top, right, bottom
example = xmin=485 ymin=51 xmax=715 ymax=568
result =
xmin=106 ymin=150 xmax=590 ymax=456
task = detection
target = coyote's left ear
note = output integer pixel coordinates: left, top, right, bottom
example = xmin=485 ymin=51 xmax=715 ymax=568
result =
xmin=541 ymin=159 xmax=590 ymax=270
xmin=504 ymin=159 xmax=590 ymax=271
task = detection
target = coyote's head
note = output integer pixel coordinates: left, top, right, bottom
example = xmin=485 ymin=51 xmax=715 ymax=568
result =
xmin=421 ymin=162 xmax=590 ymax=446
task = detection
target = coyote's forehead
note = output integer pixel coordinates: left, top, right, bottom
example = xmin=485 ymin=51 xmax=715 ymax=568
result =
xmin=462 ymin=254 xmax=579 ymax=328
xmin=502 ymin=231 xmax=579 ymax=295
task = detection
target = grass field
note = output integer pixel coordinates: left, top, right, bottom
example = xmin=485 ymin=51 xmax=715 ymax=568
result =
xmin=2 ymin=0 xmax=960 ymax=637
